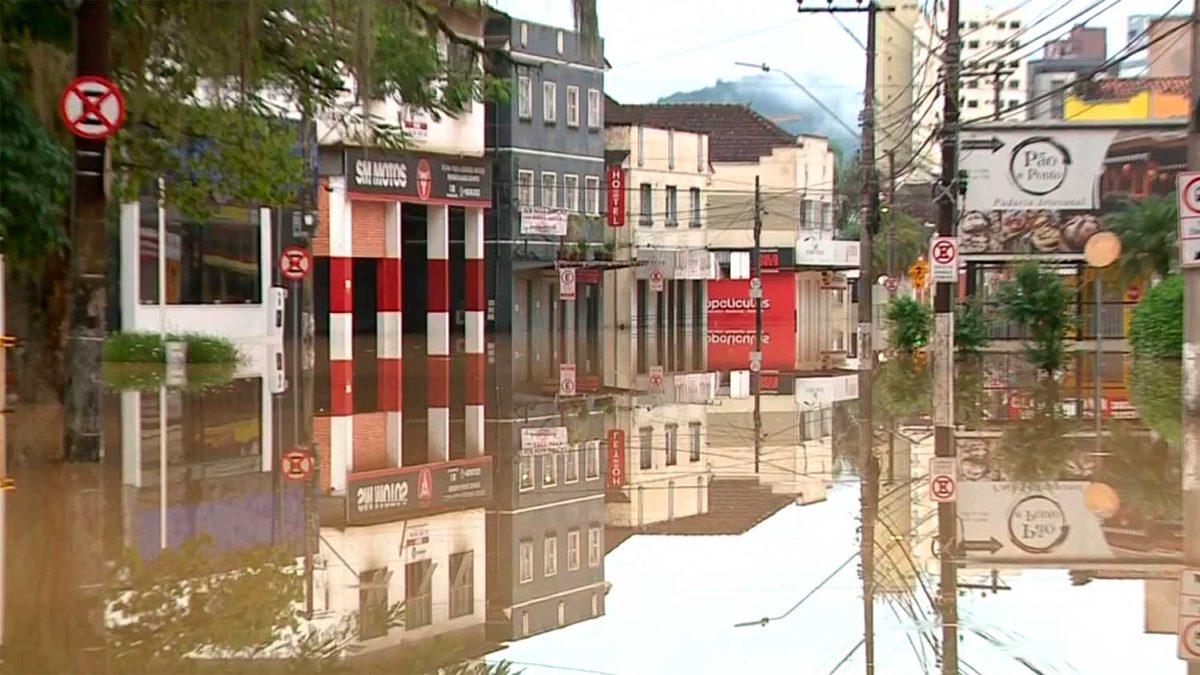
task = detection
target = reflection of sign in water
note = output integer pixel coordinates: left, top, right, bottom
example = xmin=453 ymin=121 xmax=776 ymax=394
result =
xmin=1006 ymin=494 xmax=1069 ymax=554
xmin=346 ymin=457 xmax=493 ymax=526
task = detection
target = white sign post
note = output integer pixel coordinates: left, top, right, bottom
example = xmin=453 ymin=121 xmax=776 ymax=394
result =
xmin=929 ymin=236 xmax=958 ymax=283
xmin=929 ymin=457 xmax=958 ymax=503
xmin=1176 ymin=172 xmax=1200 ymax=269
xmin=649 ymin=268 xmax=665 ymax=293
xmin=558 ymin=363 xmax=576 ymax=397
xmin=559 ymin=267 xmax=577 ymax=301
xmin=1180 ymin=568 xmax=1200 ymax=661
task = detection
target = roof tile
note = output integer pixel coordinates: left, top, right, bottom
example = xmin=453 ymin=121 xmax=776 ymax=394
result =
xmin=1083 ymin=76 xmax=1191 ymax=100
xmin=604 ymin=97 xmax=798 ymax=162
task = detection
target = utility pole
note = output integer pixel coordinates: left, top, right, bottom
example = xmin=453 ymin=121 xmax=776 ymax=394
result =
xmin=935 ymin=0 xmax=961 ymax=674
xmin=298 ymin=95 xmax=318 ymax=620
xmin=753 ymin=175 xmax=763 ymax=474
xmin=798 ymin=3 xmax=890 ymax=672
xmin=63 ymin=0 xmax=110 ymax=462
xmin=885 ymin=148 xmax=897 ymax=281
xmin=1184 ymin=2 xmax=1200 ymax=673
xmin=961 ymin=61 xmax=1014 ymax=122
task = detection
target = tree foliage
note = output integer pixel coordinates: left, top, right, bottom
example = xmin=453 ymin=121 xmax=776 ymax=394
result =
xmin=994 ymin=380 xmax=1072 ymax=484
xmin=954 ymin=298 xmax=991 ymax=355
xmin=1104 ymin=195 xmax=1178 ymax=283
xmin=995 ymin=263 xmax=1074 ymax=374
xmin=884 ymin=296 xmax=931 ymax=352
xmin=1129 ymin=357 xmax=1182 ymax=444
xmin=1129 ymin=273 xmax=1184 ymax=359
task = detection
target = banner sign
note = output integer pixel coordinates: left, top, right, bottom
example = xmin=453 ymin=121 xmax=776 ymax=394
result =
xmin=345 ymin=147 xmax=491 ymax=204
xmin=706 ymin=271 xmax=796 ymax=370
xmin=520 ymin=207 xmax=569 ymax=236
xmin=606 ymin=165 xmax=626 ymax=227
xmin=345 ymin=457 xmax=492 ymax=526
xmin=957 ymin=125 xmax=1183 ymax=259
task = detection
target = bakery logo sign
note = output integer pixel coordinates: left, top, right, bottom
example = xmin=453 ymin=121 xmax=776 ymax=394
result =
xmin=1008 ymin=137 xmax=1070 ymax=196
xmin=1006 ymin=494 xmax=1070 ymax=555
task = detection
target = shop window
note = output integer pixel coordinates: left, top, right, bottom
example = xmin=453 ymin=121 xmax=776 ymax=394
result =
xmin=139 ymin=202 xmax=261 ymax=305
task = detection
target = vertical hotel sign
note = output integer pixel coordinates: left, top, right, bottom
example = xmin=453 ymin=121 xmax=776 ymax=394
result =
xmin=606 ymin=165 xmax=626 ymax=227
xmin=606 ymin=429 xmax=626 ymax=488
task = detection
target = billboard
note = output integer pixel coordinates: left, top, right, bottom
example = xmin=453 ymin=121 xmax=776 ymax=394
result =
xmin=345 ymin=456 xmax=492 ymax=526
xmin=706 ymin=271 xmax=795 ymax=370
xmin=957 ymin=125 xmax=1186 ymax=260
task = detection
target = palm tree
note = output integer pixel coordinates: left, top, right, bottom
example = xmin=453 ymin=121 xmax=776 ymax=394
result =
xmin=1104 ymin=195 xmax=1178 ymax=284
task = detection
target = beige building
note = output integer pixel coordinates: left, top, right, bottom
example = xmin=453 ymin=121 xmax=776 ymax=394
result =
xmin=874 ymin=1 xmax=923 ymax=171
xmin=1147 ymin=17 xmax=1192 ymax=79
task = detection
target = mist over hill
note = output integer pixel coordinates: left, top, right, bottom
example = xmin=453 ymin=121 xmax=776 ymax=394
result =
xmin=657 ymin=73 xmax=860 ymax=159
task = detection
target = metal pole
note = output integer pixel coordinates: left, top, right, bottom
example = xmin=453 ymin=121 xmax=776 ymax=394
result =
xmin=860 ymin=9 xmax=878 ymax=675
xmin=936 ymin=0 xmax=961 ymax=673
xmin=1094 ymin=273 xmax=1102 ymax=447
xmin=1184 ymin=4 xmax=1200 ymax=673
xmin=886 ymin=149 xmax=896 ymax=282
xmin=753 ymin=175 xmax=763 ymax=474
xmin=157 ymin=177 xmax=168 ymax=552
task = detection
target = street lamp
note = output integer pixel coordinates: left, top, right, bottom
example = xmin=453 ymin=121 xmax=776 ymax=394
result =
xmin=732 ymin=61 xmax=861 ymax=141
xmin=1083 ymin=231 xmax=1121 ymax=455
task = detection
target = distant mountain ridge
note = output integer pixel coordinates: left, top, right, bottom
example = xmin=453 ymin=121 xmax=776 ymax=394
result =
xmin=656 ymin=74 xmax=859 ymax=159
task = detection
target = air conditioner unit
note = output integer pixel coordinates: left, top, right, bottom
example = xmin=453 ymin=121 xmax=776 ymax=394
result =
xmin=269 ymin=286 xmax=288 ymax=337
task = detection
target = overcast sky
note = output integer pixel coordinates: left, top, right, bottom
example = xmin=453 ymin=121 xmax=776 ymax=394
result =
xmin=492 ymin=0 xmax=1188 ymax=103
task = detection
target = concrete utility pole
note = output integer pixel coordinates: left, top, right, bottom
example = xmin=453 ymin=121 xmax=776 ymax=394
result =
xmin=886 ymin=148 xmax=897 ymax=280
xmin=935 ymin=0 xmax=961 ymax=673
xmin=960 ymin=61 xmax=1014 ymax=122
xmin=753 ymin=175 xmax=763 ymax=474
xmin=63 ymin=0 xmax=110 ymax=462
xmin=1185 ymin=3 xmax=1200 ymax=673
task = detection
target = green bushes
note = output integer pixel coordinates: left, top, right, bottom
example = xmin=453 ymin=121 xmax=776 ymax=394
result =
xmin=954 ymin=299 xmax=991 ymax=355
xmin=995 ymin=262 xmax=1074 ymax=374
xmin=1129 ymin=274 xmax=1184 ymax=359
xmin=104 ymin=332 xmax=243 ymax=364
xmin=884 ymin=296 xmax=931 ymax=352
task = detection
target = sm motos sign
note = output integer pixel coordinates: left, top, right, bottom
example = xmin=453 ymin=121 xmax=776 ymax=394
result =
xmin=706 ymin=272 xmax=796 ymax=370
xmin=344 ymin=147 xmax=492 ymax=205
xmin=345 ymin=456 xmax=493 ymax=526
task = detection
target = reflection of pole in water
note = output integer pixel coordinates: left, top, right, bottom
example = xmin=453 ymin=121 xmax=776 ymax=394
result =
xmin=860 ymin=447 xmax=879 ymax=675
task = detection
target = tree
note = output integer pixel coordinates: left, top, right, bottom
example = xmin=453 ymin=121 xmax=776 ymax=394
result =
xmin=1104 ymin=195 xmax=1178 ymax=284
xmin=1129 ymin=273 xmax=1184 ymax=359
xmin=995 ymin=262 xmax=1074 ymax=375
xmin=884 ymin=296 xmax=931 ymax=352
xmin=954 ymin=298 xmax=990 ymax=355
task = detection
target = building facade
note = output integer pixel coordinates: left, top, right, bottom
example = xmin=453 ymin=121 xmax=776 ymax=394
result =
xmin=1027 ymin=26 xmax=1112 ymax=120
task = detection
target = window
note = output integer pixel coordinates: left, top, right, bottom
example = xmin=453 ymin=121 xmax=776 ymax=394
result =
xmin=967 ymin=80 xmax=978 ymax=89
xmin=520 ymin=23 xmax=528 ymax=46
xmin=1007 ymin=100 xmax=1020 ymax=110
xmin=517 ymin=170 xmax=535 ymax=207
xmin=585 ymin=440 xmax=600 ymax=479
xmin=565 ymin=446 xmax=580 ymax=482
xmin=665 ymin=186 xmax=678 ymax=226
xmin=405 ymin=559 xmax=433 ymax=629
xmin=567 ymin=530 xmax=581 ymax=570
xmin=1010 ymin=40 xmax=1020 ymax=49
xmin=967 ymin=100 xmax=979 ymax=109
xmin=639 ymin=426 xmax=653 ymax=469
xmin=636 ymin=126 xmax=645 ymax=166
xmin=587 ymin=527 xmax=602 ymax=567
xmin=139 ymin=204 xmax=262 ymax=305
xmin=591 ymin=592 xmax=600 ymax=616
xmin=521 ymin=612 xmax=530 ymax=636
xmin=689 ymin=422 xmax=702 ymax=462
xmin=566 ymin=85 xmax=580 ymax=127
xmin=542 ymin=452 xmax=558 ymax=487
xmin=689 ymin=187 xmax=701 ymax=227
xmin=448 ymin=551 xmax=474 ymax=619
xmin=543 ymin=81 xmax=557 ymax=122
xmin=665 ymin=424 xmax=678 ymax=466
xmin=967 ymin=40 xmax=979 ymax=49
xmin=587 ymin=88 xmax=602 ymax=128
xmin=584 ymin=176 xmax=600 ymax=215
xmin=639 ymin=183 xmax=652 ymax=225
xmin=1009 ymin=61 xmax=1019 ymax=69
xmin=562 ymin=174 xmax=579 ymax=213
xmin=1009 ymin=80 xmax=1020 ymax=89
xmin=358 ymin=567 xmax=389 ymax=640
xmin=696 ymin=135 xmax=704 ymax=172
xmin=1010 ymin=20 xmax=1020 ymax=29
xmin=540 ymin=172 xmax=557 ymax=208
xmin=519 ymin=455 xmax=534 ymax=491
xmin=518 ymin=75 xmax=533 ymax=119
xmin=667 ymin=129 xmax=675 ymax=169
xmin=544 ymin=535 xmax=558 ymax=577
xmin=967 ymin=21 xmax=979 ymax=29
xmin=519 ymin=540 xmax=534 ymax=583
xmin=556 ymin=30 xmax=564 ymax=54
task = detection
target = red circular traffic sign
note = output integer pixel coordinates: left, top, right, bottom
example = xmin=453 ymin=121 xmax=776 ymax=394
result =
xmin=650 ymin=269 xmax=664 ymax=283
xmin=59 ymin=75 xmax=125 ymax=140
xmin=1181 ymin=619 xmax=1200 ymax=659
xmin=931 ymin=239 xmax=957 ymax=265
xmin=283 ymin=449 xmax=313 ymax=481
xmin=931 ymin=475 xmax=956 ymax=500
xmin=1183 ymin=176 xmax=1200 ymax=215
xmin=885 ymin=277 xmax=899 ymax=291
xmin=279 ymin=245 xmax=312 ymax=282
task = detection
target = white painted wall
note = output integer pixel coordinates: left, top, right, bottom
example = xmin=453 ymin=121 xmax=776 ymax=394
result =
xmin=312 ymin=509 xmax=487 ymax=654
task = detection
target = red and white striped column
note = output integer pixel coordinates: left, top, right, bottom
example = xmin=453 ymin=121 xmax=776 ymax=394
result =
xmin=378 ymin=202 xmax=403 ymax=467
xmin=427 ymin=205 xmax=451 ymax=463
xmin=327 ymin=176 xmax=354 ymax=490
xmin=465 ymin=208 xmax=486 ymax=457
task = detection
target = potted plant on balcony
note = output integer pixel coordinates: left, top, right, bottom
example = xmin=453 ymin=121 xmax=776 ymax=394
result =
xmin=597 ymin=238 xmax=616 ymax=262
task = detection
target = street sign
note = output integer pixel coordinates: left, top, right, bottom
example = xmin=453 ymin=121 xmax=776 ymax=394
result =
xmin=1180 ymin=619 xmax=1200 ymax=662
xmin=607 ymin=165 xmax=627 ymax=227
xmin=929 ymin=236 xmax=958 ymax=283
xmin=749 ymin=350 xmax=762 ymax=373
xmin=558 ymin=363 xmax=576 ymax=396
xmin=59 ymin=75 xmax=125 ymax=140
xmin=648 ymin=365 xmax=664 ymax=388
xmin=929 ymin=457 xmax=958 ymax=503
xmin=749 ymin=277 xmax=762 ymax=299
xmin=1177 ymin=172 xmax=1200 ymax=270
xmin=649 ymin=268 xmax=665 ymax=293
xmin=165 ymin=340 xmax=188 ymax=387
xmin=606 ymin=429 xmax=626 ymax=489
xmin=908 ymin=259 xmax=929 ymax=291
xmin=559 ymin=267 xmax=577 ymax=301
xmin=279 ymin=245 xmax=312 ymax=282
xmin=282 ymin=449 xmax=314 ymax=481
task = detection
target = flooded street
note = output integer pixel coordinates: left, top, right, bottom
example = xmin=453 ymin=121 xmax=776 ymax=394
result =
xmin=1 ymin=329 xmax=1191 ymax=674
